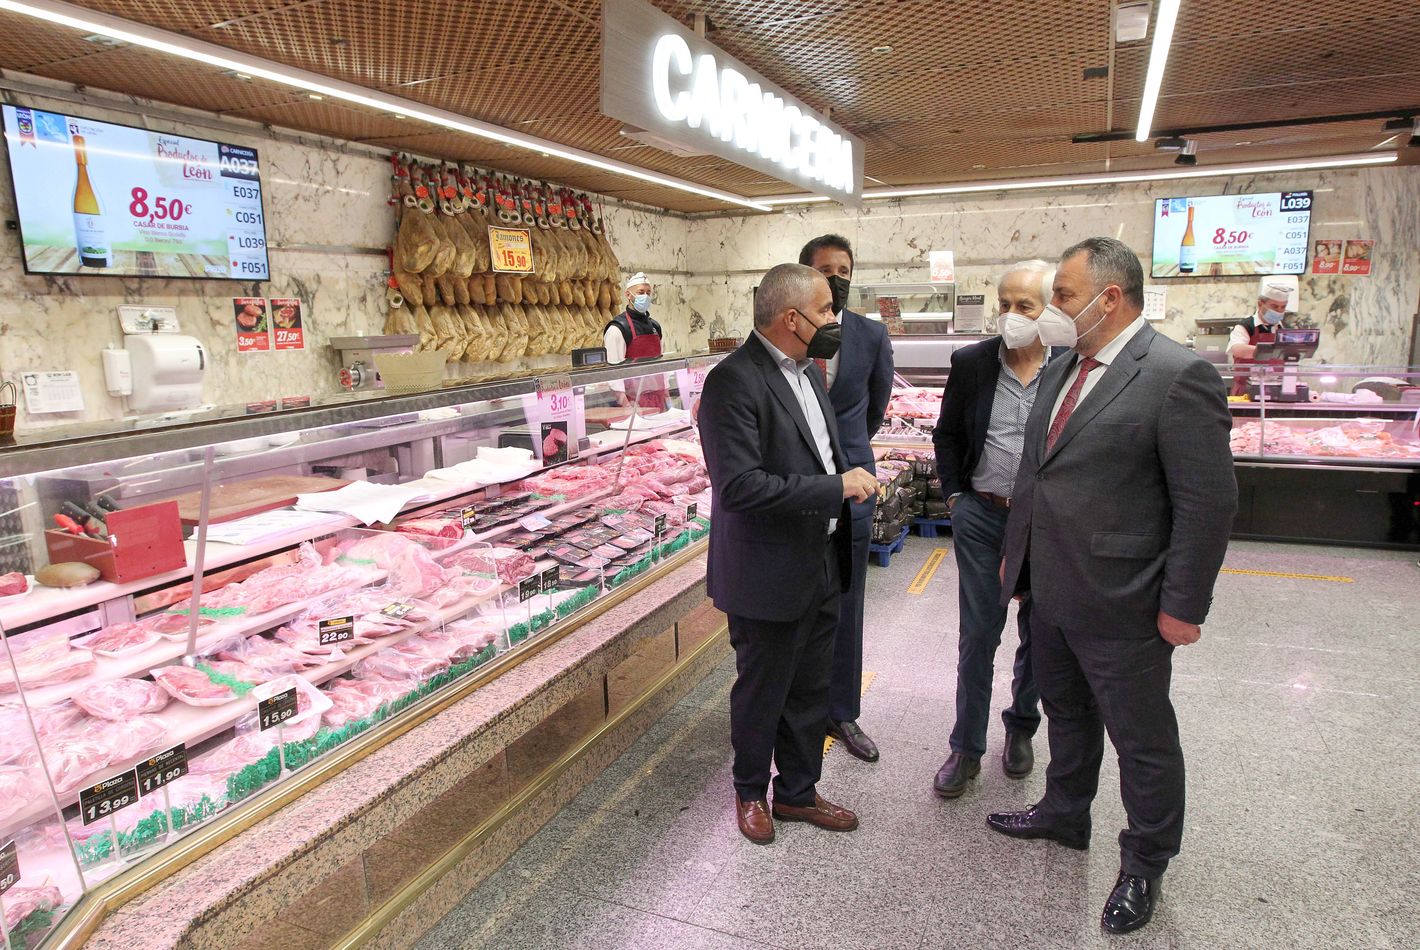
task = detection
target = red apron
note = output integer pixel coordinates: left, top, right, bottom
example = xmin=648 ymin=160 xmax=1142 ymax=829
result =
xmin=624 ymin=313 xmax=667 ymax=411
xmin=1231 ymin=320 xmax=1282 ymax=397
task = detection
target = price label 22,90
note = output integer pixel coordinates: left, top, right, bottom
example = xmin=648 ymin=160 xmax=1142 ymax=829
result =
xmin=80 ymin=770 xmax=139 ymax=826
xmin=318 ymin=616 xmax=356 ymax=646
xmin=258 ymin=687 xmax=299 ymax=731
xmin=0 ymin=839 xmax=19 ymax=897
xmin=137 ymin=745 xmax=190 ymax=795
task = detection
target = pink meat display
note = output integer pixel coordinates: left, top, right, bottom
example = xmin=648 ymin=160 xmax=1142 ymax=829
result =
xmin=144 ymin=612 xmax=216 ymax=636
xmin=0 ymin=571 xmax=27 ymax=596
xmin=1229 ymin=420 xmax=1420 ymax=459
xmin=213 ymin=633 xmax=317 ymax=675
xmin=197 ymin=542 xmax=377 ymax=615
xmin=0 ymin=636 xmax=95 ymax=693
xmin=72 ymin=677 xmax=170 ymax=720
xmin=3 ymin=881 xmax=65 ymax=931
xmin=518 ymin=462 xmax=614 ymax=499
xmin=85 ymin=621 xmax=160 ymax=656
xmin=393 ymin=515 xmax=464 ymax=540
xmin=386 ymin=543 xmax=448 ymax=598
xmin=151 ymin=664 xmax=238 ymax=706
xmin=0 ymin=764 xmax=44 ymax=824
xmin=321 ymin=677 xmax=409 ymax=727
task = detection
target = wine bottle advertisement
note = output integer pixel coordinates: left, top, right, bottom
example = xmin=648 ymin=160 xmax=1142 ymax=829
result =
xmin=1150 ymin=191 xmax=1311 ymax=278
xmin=1 ymin=104 xmax=271 ymax=280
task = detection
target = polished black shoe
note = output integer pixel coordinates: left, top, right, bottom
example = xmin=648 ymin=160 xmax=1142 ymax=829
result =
xmin=932 ymin=752 xmax=980 ymax=798
xmin=828 ymin=721 xmax=880 ymax=763
xmin=1002 ymin=730 xmax=1034 ymax=779
xmin=1101 ymin=871 xmax=1159 ymax=934
xmin=985 ymin=805 xmax=1089 ymax=850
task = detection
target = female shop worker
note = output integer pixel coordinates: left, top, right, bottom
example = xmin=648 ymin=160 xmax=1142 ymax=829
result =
xmin=930 ymin=259 xmax=1061 ymax=799
xmin=1227 ymin=280 xmax=1291 ymax=396
xmin=605 ymin=271 xmax=667 ymax=409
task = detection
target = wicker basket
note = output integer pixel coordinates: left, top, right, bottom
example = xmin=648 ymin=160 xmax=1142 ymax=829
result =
xmin=373 ymin=350 xmax=449 ymax=394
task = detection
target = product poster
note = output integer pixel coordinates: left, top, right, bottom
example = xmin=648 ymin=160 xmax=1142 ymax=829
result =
xmin=233 ymin=297 xmax=270 ymax=352
xmin=1311 ymin=239 xmax=1343 ymax=275
xmin=270 ymin=297 xmax=305 ymax=350
xmin=1 ymin=104 xmax=269 ymax=279
xmin=1341 ymin=240 xmax=1374 ymax=276
xmin=540 ymin=421 xmax=570 ymax=465
xmin=1151 ymin=191 xmax=1312 ymax=277
xmin=954 ymin=294 xmax=986 ymax=333
xmin=929 ymin=250 xmax=955 ymax=283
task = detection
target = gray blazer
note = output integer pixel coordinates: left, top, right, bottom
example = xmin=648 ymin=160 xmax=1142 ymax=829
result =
xmin=1000 ymin=324 xmax=1238 ymax=635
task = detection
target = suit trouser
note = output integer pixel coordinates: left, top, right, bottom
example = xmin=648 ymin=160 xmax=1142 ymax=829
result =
xmin=1031 ymin=616 xmax=1185 ymax=879
xmin=828 ymin=498 xmax=873 ymax=723
xmin=728 ymin=544 xmax=839 ymax=807
xmin=948 ymin=492 xmax=1041 ymax=758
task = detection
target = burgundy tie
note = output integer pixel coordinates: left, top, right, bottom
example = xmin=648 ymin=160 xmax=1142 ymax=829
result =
xmin=814 ymin=358 xmax=829 ymax=387
xmin=1045 ymin=357 xmax=1101 ymax=453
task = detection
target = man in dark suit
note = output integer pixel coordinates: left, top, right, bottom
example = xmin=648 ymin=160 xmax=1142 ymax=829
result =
xmin=930 ymin=260 xmax=1060 ymax=799
xmin=800 ymin=234 xmax=895 ymax=763
xmin=699 ymin=262 xmax=879 ymax=845
xmin=990 ymin=237 xmax=1237 ymax=933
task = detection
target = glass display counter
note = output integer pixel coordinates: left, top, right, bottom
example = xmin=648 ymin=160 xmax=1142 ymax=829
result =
xmin=0 ymin=353 xmax=718 ymax=948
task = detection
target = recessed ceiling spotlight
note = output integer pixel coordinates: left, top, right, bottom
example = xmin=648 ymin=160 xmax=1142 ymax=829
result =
xmin=1174 ymin=139 xmax=1198 ymax=166
xmin=871 ymin=45 xmax=893 ymax=54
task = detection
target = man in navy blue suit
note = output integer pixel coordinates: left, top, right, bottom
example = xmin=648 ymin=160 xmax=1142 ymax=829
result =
xmin=800 ymin=235 xmax=895 ymax=763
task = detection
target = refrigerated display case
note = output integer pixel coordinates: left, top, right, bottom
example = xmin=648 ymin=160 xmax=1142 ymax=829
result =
xmin=0 ymin=353 xmax=718 ymax=948
xmin=850 ymin=281 xmax=988 ymax=388
xmin=1228 ymin=365 xmax=1420 ymax=548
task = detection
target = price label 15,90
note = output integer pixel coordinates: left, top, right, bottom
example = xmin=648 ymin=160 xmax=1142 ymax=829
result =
xmin=0 ymin=839 xmax=19 ymax=897
xmin=489 ymin=227 xmax=535 ymax=274
xmin=137 ymin=745 xmax=190 ymax=795
xmin=80 ymin=770 xmax=139 ymax=826
xmin=258 ymin=687 xmax=299 ymax=731
xmin=317 ymin=616 xmax=356 ymax=646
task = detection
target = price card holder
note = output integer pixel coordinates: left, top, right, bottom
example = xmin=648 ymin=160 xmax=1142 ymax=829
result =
xmin=460 ymin=505 xmax=478 ymax=532
xmin=79 ymin=771 xmax=139 ymax=827
xmin=518 ymin=576 xmax=540 ymax=603
xmin=136 ymin=745 xmax=189 ymax=796
xmin=675 ymin=357 xmax=712 ymax=415
xmin=653 ymin=513 xmax=668 ymax=562
xmin=520 ymin=375 xmax=585 ymax=462
xmin=518 ymin=513 xmax=553 ymax=533
xmin=540 ymin=565 xmax=560 ymax=594
xmin=317 ymin=616 xmax=356 ymax=647
xmin=685 ymin=502 xmax=698 ymax=521
xmin=0 ymin=839 xmax=19 ymax=897
xmin=380 ymin=602 xmax=414 ymax=620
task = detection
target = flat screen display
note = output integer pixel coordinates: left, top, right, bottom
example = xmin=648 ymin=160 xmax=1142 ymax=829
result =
xmin=2 ymin=104 xmax=269 ymax=280
xmin=1150 ymin=191 xmax=1311 ymax=278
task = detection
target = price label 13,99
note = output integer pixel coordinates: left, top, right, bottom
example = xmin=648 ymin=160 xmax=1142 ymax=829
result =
xmin=80 ymin=770 xmax=139 ymax=826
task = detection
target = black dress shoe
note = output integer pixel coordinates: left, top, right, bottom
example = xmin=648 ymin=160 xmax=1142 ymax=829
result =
xmin=1002 ymin=730 xmax=1034 ymax=779
xmin=985 ymin=805 xmax=1089 ymax=850
xmin=932 ymin=752 xmax=980 ymax=798
xmin=828 ymin=721 xmax=879 ymax=763
xmin=1101 ymin=871 xmax=1159 ymax=933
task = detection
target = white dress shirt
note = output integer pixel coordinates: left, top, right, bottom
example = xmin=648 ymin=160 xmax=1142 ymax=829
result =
xmin=755 ymin=330 xmax=838 ymax=533
xmin=1050 ymin=315 xmax=1149 ymax=426
xmin=604 ymin=324 xmax=628 ymax=364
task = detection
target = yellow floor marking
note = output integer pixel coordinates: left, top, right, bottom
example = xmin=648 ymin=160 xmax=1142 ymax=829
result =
xmin=907 ymin=546 xmax=950 ymax=595
xmin=824 ymin=671 xmax=879 ymax=755
xmin=1220 ymin=568 xmax=1354 ymax=583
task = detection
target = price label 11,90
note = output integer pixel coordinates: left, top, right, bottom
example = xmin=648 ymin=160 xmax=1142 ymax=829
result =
xmin=80 ymin=770 xmax=139 ymax=826
xmin=137 ymin=745 xmax=190 ymax=795
xmin=0 ymin=839 xmax=19 ymax=897
xmin=258 ymin=687 xmax=299 ymax=731
xmin=317 ymin=616 xmax=356 ymax=646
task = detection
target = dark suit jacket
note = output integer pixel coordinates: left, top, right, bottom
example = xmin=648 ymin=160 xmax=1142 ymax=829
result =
xmin=1000 ymin=324 xmax=1238 ymax=635
xmin=826 ymin=309 xmax=894 ymax=475
xmin=932 ymin=337 xmax=1066 ymax=497
xmin=700 ymin=333 xmax=853 ymax=622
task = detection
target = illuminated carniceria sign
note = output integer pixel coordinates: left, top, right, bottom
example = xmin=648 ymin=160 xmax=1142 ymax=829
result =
xmin=602 ymin=0 xmax=863 ymax=205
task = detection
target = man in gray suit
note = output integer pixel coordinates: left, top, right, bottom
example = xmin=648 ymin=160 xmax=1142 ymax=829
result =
xmin=988 ymin=237 xmax=1237 ymax=934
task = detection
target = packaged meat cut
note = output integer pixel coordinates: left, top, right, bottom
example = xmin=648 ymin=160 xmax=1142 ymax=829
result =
xmin=0 ymin=764 xmax=44 ymax=824
xmin=71 ymin=677 xmax=170 ymax=720
xmin=151 ymin=664 xmax=239 ymax=706
xmin=0 ymin=571 xmax=29 ymax=598
xmin=3 ymin=880 xmax=65 ymax=931
xmin=145 ymin=611 xmax=218 ymax=639
xmin=0 ymin=636 xmax=96 ymax=693
xmin=82 ymin=621 xmax=161 ymax=657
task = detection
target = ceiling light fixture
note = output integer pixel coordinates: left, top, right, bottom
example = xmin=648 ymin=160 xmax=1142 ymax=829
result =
xmin=871 ymin=45 xmax=892 ymax=54
xmin=758 ymin=152 xmax=1399 ymax=205
xmin=0 ymin=0 xmax=773 ymax=211
xmin=1135 ymin=0 xmax=1181 ymax=142
xmin=1174 ymin=139 xmax=1197 ymax=166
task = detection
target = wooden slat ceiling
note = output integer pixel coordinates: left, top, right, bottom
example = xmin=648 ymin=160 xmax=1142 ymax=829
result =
xmin=0 ymin=0 xmax=1416 ymax=212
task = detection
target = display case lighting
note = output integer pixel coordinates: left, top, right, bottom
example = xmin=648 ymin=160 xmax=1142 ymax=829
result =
xmin=0 ymin=0 xmax=773 ymax=211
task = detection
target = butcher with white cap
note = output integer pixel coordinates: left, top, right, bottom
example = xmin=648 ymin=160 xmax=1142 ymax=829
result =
xmin=1227 ymin=279 xmax=1293 ymax=395
xmin=604 ymin=271 xmax=668 ymax=408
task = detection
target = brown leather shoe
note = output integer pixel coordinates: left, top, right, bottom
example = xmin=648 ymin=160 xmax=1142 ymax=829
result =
xmin=771 ymin=794 xmax=859 ymax=832
xmin=736 ymin=797 xmax=775 ymax=844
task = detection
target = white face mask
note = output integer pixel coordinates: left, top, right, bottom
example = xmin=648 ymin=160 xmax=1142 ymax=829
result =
xmin=1037 ymin=288 xmax=1109 ymax=348
xmin=997 ymin=312 xmax=1040 ymax=349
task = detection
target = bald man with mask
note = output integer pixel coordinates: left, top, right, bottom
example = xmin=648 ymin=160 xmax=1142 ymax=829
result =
xmin=699 ymin=262 xmax=877 ymax=845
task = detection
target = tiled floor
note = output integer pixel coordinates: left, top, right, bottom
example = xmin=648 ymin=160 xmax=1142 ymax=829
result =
xmin=418 ymin=537 xmax=1420 ymax=949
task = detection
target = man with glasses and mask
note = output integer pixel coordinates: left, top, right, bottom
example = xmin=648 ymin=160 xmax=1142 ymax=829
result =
xmin=991 ymin=237 xmax=1237 ymax=934
xmin=799 ymin=234 xmax=894 ymax=764
xmin=699 ymin=262 xmax=878 ymax=845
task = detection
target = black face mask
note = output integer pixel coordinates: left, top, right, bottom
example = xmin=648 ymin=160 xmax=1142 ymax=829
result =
xmin=826 ymin=274 xmax=851 ymax=314
xmin=795 ymin=312 xmax=843 ymax=360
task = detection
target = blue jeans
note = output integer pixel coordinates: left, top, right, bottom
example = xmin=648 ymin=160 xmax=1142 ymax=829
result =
xmin=948 ymin=492 xmax=1041 ymax=758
